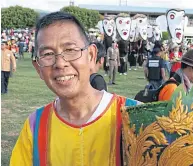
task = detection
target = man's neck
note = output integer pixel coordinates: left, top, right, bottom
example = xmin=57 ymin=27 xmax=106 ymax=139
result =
xmin=56 ymin=88 xmax=103 ymax=125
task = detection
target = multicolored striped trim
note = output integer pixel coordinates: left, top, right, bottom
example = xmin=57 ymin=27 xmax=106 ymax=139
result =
xmin=33 ymin=107 xmax=44 ymax=166
xmin=116 ymin=96 xmax=126 ymax=166
xmin=32 ymin=103 xmax=52 ymax=166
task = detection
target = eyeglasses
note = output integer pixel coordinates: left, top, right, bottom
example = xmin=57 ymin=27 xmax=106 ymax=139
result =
xmin=36 ymin=45 xmax=89 ymax=67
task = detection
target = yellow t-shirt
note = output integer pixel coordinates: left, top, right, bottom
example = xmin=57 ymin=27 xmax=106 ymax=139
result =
xmin=10 ymin=95 xmax=140 ymax=166
xmin=160 ymin=52 xmax=169 ymax=61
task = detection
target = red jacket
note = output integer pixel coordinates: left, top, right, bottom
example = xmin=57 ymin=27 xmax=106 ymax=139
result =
xmin=169 ymin=52 xmax=182 ymax=72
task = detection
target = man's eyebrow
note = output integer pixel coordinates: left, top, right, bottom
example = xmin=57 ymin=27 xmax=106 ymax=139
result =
xmin=38 ymin=42 xmax=77 ymax=51
xmin=38 ymin=45 xmax=54 ymax=51
xmin=60 ymin=42 xmax=77 ymax=47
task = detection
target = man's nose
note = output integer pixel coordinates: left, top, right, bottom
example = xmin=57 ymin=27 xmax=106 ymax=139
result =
xmin=54 ymin=55 xmax=70 ymax=69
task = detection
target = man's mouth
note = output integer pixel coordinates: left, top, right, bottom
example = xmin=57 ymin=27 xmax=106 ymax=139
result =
xmin=55 ymin=75 xmax=75 ymax=82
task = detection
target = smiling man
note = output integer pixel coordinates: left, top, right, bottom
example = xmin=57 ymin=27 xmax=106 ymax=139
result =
xmin=10 ymin=12 xmax=141 ymax=166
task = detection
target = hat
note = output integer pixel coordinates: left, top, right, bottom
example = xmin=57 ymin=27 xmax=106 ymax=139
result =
xmin=153 ymin=47 xmax=161 ymax=54
xmin=181 ymin=49 xmax=193 ymax=67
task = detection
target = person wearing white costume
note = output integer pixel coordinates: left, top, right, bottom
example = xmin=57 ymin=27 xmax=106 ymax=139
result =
xmin=115 ymin=13 xmax=131 ymax=75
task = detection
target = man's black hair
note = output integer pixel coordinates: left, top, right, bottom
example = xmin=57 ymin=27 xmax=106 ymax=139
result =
xmin=92 ymin=42 xmax=106 ymax=63
xmin=35 ymin=11 xmax=90 ymax=56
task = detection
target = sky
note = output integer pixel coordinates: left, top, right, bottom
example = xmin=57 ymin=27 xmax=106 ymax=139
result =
xmin=1 ymin=0 xmax=193 ymax=12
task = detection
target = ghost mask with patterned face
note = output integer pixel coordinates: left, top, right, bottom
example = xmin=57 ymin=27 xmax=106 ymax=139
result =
xmin=129 ymin=19 xmax=137 ymax=42
xmin=115 ymin=15 xmax=131 ymax=41
xmin=135 ymin=16 xmax=148 ymax=40
xmin=102 ymin=18 xmax=115 ymax=37
xmin=147 ymin=25 xmax=153 ymax=38
xmin=166 ymin=9 xmax=185 ymax=44
xmin=152 ymin=26 xmax=162 ymax=41
xmin=156 ymin=9 xmax=188 ymax=44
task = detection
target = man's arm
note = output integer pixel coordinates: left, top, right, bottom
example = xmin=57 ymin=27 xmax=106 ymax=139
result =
xmin=106 ymin=48 xmax=110 ymax=66
xmin=144 ymin=67 xmax=148 ymax=80
xmin=10 ymin=118 xmax=33 ymax=166
xmin=117 ymin=49 xmax=120 ymax=66
xmin=10 ymin=52 xmax=16 ymax=72
xmin=160 ymin=59 xmax=167 ymax=81
xmin=161 ymin=68 xmax=167 ymax=81
xmin=144 ymin=60 xmax=148 ymax=80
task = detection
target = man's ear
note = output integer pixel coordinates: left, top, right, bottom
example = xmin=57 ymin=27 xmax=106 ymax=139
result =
xmin=88 ymin=44 xmax=97 ymax=62
xmin=32 ymin=60 xmax=44 ymax=80
xmin=100 ymin=57 xmax=104 ymax=64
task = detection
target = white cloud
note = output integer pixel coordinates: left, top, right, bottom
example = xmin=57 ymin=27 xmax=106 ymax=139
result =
xmin=1 ymin=0 xmax=193 ymax=12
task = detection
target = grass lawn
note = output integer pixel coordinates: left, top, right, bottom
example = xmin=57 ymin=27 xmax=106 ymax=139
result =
xmin=1 ymin=53 xmax=147 ymax=165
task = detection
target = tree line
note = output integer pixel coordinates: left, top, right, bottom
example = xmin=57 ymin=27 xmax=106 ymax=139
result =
xmin=1 ymin=5 xmax=101 ymax=30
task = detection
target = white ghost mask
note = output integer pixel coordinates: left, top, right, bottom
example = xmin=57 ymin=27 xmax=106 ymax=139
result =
xmin=167 ymin=9 xmax=186 ymax=44
xmin=115 ymin=16 xmax=131 ymax=41
xmin=156 ymin=9 xmax=188 ymax=44
xmin=102 ymin=19 xmax=115 ymax=37
xmin=129 ymin=19 xmax=137 ymax=42
xmin=152 ymin=26 xmax=162 ymax=41
xmin=136 ymin=17 xmax=148 ymax=40
xmin=147 ymin=25 xmax=153 ymax=38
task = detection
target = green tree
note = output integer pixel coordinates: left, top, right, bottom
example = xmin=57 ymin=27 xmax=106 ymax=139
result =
xmin=1 ymin=6 xmax=39 ymax=29
xmin=60 ymin=6 xmax=100 ymax=30
xmin=162 ymin=31 xmax=169 ymax=41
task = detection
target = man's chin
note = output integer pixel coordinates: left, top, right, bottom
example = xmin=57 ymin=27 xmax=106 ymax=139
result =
xmin=56 ymin=89 xmax=78 ymax=99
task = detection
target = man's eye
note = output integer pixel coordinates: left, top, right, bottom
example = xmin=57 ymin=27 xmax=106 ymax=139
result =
xmin=43 ymin=52 xmax=54 ymax=56
xmin=65 ymin=48 xmax=78 ymax=53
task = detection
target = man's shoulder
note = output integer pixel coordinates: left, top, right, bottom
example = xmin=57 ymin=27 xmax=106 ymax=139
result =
xmin=115 ymin=95 xmax=142 ymax=106
xmin=5 ymin=49 xmax=13 ymax=54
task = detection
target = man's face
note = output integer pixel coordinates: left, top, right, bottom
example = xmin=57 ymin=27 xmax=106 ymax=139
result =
xmin=103 ymin=19 xmax=115 ymax=37
xmin=115 ymin=16 xmax=131 ymax=41
xmin=174 ymin=46 xmax=179 ymax=52
xmin=34 ymin=21 xmax=96 ymax=98
xmin=187 ymin=67 xmax=193 ymax=83
xmin=166 ymin=9 xmax=185 ymax=44
xmin=1 ymin=43 xmax=6 ymax=50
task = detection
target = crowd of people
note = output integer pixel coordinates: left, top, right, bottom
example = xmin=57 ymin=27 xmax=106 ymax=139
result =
xmin=1 ymin=28 xmax=35 ymax=60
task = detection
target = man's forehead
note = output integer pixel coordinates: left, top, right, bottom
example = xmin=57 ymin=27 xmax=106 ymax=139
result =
xmin=37 ymin=22 xmax=82 ymax=42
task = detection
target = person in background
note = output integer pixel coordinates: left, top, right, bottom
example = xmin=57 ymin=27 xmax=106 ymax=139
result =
xmin=169 ymin=43 xmax=182 ymax=77
xmin=144 ymin=48 xmax=167 ymax=89
xmin=159 ymin=49 xmax=193 ymax=101
xmin=160 ymin=44 xmax=170 ymax=76
xmin=1 ymin=41 xmax=16 ymax=94
xmin=90 ymin=42 xmax=107 ymax=91
xmin=106 ymin=41 xmax=120 ymax=85
xmin=18 ymin=38 xmax=24 ymax=59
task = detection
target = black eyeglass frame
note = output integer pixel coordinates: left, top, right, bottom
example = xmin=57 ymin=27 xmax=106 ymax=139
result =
xmin=35 ymin=45 xmax=90 ymax=67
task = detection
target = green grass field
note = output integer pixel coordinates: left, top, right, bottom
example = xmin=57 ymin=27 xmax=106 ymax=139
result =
xmin=1 ymin=53 xmax=147 ymax=165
